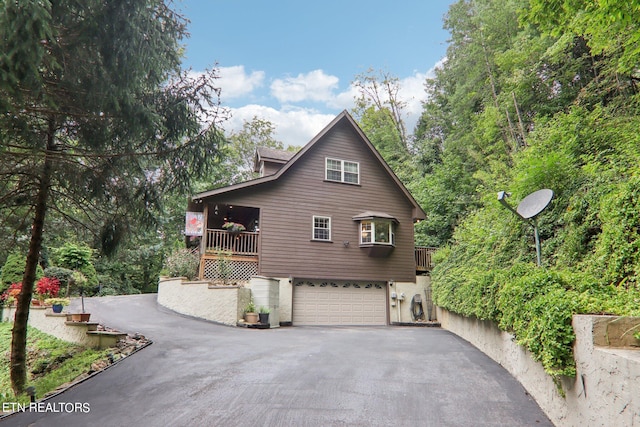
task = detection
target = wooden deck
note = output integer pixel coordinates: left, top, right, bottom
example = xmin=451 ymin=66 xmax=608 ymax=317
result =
xmin=415 ymin=246 xmax=436 ymax=272
xmin=200 ymin=229 xmax=435 ymax=277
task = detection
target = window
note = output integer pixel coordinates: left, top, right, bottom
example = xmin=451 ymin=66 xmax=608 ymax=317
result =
xmin=360 ymin=220 xmax=394 ymax=246
xmin=325 ymin=158 xmax=359 ymax=184
xmin=313 ymin=216 xmax=331 ymax=241
xmin=361 ymin=221 xmax=372 ymax=243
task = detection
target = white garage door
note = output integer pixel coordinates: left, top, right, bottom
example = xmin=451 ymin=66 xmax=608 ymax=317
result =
xmin=292 ymin=280 xmax=387 ymax=326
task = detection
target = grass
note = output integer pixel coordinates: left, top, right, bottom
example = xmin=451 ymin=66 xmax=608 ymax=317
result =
xmin=0 ymin=322 xmax=111 ymax=406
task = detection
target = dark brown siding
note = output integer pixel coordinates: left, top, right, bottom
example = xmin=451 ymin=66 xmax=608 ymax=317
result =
xmin=202 ymin=121 xmax=417 ymax=282
xmin=261 ymin=161 xmax=283 ymax=176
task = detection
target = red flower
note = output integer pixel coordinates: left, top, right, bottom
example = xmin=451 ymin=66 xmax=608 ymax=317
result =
xmin=35 ymin=277 xmax=60 ymax=299
xmin=7 ymin=282 xmax=22 ymax=298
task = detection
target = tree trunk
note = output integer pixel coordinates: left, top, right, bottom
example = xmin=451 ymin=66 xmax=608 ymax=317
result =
xmin=512 ymin=92 xmax=527 ymax=147
xmin=10 ymin=119 xmax=54 ymax=395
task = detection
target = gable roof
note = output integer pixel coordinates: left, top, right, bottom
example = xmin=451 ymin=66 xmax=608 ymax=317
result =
xmin=193 ymin=110 xmax=426 ymax=220
xmin=256 ymin=146 xmax=296 ymax=163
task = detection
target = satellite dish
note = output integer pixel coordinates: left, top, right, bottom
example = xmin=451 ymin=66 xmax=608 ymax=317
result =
xmin=516 ymin=189 xmax=554 ymax=219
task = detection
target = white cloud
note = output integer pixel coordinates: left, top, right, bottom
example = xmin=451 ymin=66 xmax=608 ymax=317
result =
xmin=397 ymin=59 xmax=444 ymax=133
xmin=271 ymin=70 xmax=339 ymax=103
xmin=215 ymin=59 xmax=448 ymax=148
xmin=398 ymin=72 xmax=429 ymax=133
xmin=218 ymin=65 xmax=265 ymax=99
xmin=225 ymin=105 xmax=336 ymax=148
xmin=327 ymin=84 xmax=359 ymax=110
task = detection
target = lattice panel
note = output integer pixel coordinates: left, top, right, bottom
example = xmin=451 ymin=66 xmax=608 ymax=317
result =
xmin=202 ymin=258 xmax=258 ymax=281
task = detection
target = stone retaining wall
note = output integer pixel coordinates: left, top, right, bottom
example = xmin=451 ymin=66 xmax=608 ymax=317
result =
xmin=437 ymin=307 xmax=640 ymax=427
xmin=1 ymin=305 xmax=123 ymax=349
xmin=157 ymin=277 xmax=250 ymax=325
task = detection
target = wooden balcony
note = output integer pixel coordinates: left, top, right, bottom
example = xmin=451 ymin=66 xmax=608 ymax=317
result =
xmin=415 ymin=246 xmax=436 ymax=272
xmin=203 ymin=229 xmax=258 ymax=256
xmin=200 ymin=230 xmax=434 ymax=278
xmin=200 ymin=229 xmax=259 ymax=281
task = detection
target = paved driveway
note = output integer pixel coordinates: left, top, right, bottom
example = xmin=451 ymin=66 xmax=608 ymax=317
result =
xmin=4 ymin=294 xmax=552 ymax=426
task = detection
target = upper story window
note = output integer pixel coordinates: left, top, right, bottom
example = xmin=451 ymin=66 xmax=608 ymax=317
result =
xmin=312 ymin=216 xmax=331 ymax=241
xmin=326 ymin=158 xmax=359 ymax=184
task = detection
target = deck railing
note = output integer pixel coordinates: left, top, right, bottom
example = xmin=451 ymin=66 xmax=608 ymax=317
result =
xmin=204 ymin=229 xmax=259 ymax=256
xmin=203 ymin=231 xmax=433 ymax=271
xmin=415 ymin=246 xmax=436 ymax=271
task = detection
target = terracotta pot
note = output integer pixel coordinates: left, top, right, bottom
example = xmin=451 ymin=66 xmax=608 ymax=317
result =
xmin=245 ymin=312 xmax=259 ymax=324
xmin=71 ymin=313 xmax=91 ymax=322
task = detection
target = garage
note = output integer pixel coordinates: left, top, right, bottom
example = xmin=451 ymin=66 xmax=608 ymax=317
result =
xmin=292 ymin=279 xmax=387 ymax=325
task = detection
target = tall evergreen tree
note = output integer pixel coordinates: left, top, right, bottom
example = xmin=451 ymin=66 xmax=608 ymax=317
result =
xmin=0 ymin=0 xmax=225 ymax=394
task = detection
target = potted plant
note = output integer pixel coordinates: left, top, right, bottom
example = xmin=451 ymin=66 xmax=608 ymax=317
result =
xmin=45 ymin=297 xmax=69 ymax=314
xmin=244 ymin=300 xmax=258 ymax=324
xmin=222 ymin=221 xmax=246 ymax=235
xmin=70 ymin=271 xmax=91 ymax=322
xmin=259 ymin=306 xmax=270 ymax=324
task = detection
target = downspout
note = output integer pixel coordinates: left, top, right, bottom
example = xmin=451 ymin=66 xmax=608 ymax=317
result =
xmin=397 ymin=293 xmax=405 ymax=323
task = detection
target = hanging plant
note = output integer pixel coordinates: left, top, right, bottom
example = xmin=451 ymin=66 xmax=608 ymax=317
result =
xmin=222 ymin=222 xmax=246 ymax=233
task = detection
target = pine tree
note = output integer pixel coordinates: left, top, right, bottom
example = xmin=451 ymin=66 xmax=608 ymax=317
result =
xmin=0 ymin=0 xmax=225 ymax=394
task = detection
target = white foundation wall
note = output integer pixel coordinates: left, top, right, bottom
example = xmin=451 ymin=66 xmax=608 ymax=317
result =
xmin=276 ymin=278 xmax=293 ymax=323
xmin=389 ymin=276 xmax=433 ymax=323
xmin=157 ymin=277 xmax=250 ymax=326
xmin=437 ymin=307 xmax=640 ymax=427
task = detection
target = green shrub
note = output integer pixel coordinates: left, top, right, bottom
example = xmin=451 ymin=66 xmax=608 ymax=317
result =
xmin=589 ymin=175 xmax=640 ymax=287
xmin=52 ymin=243 xmax=93 ymax=270
xmin=94 ymin=273 xmax=143 ymax=296
xmin=163 ymin=248 xmax=199 ymax=280
xmin=497 ymin=266 xmax=578 ymax=381
xmin=1 ymin=253 xmax=44 ymax=293
xmin=98 ymin=286 xmax=119 ymax=296
xmin=51 ymin=243 xmax=99 ymax=289
xmin=43 ymin=267 xmax=74 ymax=296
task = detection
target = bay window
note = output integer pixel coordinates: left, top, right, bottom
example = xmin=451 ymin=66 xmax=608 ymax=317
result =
xmin=360 ymin=219 xmax=394 ymax=245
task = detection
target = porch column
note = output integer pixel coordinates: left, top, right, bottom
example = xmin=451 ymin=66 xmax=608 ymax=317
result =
xmin=200 ymin=204 xmax=209 ymax=255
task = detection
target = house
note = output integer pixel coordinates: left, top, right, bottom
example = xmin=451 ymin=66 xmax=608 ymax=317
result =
xmin=184 ymin=110 xmax=433 ymax=326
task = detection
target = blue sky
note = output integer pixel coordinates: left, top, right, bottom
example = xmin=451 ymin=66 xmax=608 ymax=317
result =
xmin=175 ymin=0 xmax=453 ymax=146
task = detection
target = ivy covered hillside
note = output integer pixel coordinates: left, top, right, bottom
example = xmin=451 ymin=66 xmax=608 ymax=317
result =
xmin=411 ymin=0 xmax=640 ymax=386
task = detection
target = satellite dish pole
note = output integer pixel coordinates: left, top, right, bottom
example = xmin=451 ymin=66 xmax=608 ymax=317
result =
xmin=531 ymin=217 xmax=542 ymax=267
xmin=497 ymin=189 xmax=554 ymax=267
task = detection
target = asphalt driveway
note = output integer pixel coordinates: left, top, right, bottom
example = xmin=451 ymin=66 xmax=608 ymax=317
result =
xmin=3 ymin=294 xmax=553 ymax=426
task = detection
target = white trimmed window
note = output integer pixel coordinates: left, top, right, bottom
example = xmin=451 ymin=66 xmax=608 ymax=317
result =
xmin=313 ymin=216 xmax=331 ymax=241
xmin=326 ymin=158 xmax=359 ymax=184
xmin=360 ymin=220 xmax=394 ymax=245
